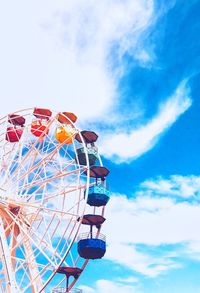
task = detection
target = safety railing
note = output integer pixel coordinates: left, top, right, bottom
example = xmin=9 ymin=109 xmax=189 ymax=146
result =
xmin=77 ymin=232 xmax=106 ymax=242
xmin=52 ymin=288 xmax=82 ymax=293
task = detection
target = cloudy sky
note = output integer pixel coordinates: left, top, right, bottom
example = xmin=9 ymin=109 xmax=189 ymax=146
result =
xmin=1 ymin=0 xmax=200 ymax=292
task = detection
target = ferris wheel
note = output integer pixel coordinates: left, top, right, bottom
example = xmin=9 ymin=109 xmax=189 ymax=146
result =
xmin=0 ymin=108 xmax=110 ymax=293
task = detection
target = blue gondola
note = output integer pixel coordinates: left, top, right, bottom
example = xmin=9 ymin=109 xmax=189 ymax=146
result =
xmin=87 ymin=185 xmax=110 ymax=207
xmin=78 ymin=236 xmax=106 ymax=259
xmin=84 ymin=166 xmax=110 ymax=207
xmin=77 ymin=214 xmax=106 ymax=260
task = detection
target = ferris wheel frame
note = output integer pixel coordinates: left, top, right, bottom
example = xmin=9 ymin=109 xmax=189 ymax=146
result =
xmin=0 ymin=108 xmax=107 ymax=293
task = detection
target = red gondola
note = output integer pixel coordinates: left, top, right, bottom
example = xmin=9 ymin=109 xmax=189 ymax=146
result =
xmin=8 ymin=114 xmax=25 ymax=126
xmin=31 ymin=120 xmax=49 ymax=137
xmin=6 ymin=127 xmax=23 ymax=142
xmin=33 ymin=108 xmax=52 ymax=120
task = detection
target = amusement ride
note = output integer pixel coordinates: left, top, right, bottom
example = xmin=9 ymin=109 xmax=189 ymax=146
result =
xmin=0 ymin=108 xmax=110 ymax=293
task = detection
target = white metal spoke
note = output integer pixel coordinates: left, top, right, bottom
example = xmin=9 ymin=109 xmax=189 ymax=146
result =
xmin=0 ymin=108 xmax=105 ymax=292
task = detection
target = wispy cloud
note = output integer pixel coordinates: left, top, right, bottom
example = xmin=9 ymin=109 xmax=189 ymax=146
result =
xmin=79 ymin=279 xmax=139 ymax=293
xmin=105 ymin=242 xmax=180 ymax=277
xmin=0 ymin=0 xmax=153 ymax=121
xmin=105 ymin=193 xmax=200 ymax=246
xmin=139 ymin=175 xmax=200 ymax=199
xmin=102 ymin=174 xmax=200 ymax=276
xmin=99 ymin=81 xmax=192 ymax=163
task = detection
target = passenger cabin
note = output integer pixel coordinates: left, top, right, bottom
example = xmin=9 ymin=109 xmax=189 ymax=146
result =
xmin=6 ymin=113 xmax=25 ymax=142
xmin=56 ymin=112 xmax=77 ymax=144
xmin=57 ymin=112 xmax=77 ymax=125
xmin=84 ymin=166 xmax=110 ymax=207
xmin=6 ymin=127 xmax=23 ymax=143
xmin=31 ymin=108 xmax=52 ymax=138
xmin=33 ymin=107 xmax=52 ymax=120
xmin=75 ymin=131 xmax=98 ymax=166
xmin=55 ymin=125 xmax=75 ymax=144
xmin=8 ymin=114 xmax=25 ymax=126
xmin=87 ymin=185 xmax=110 ymax=207
xmin=77 ymin=214 xmax=106 ymax=260
xmin=31 ymin=120 xmax=49 ymax=137
xmin=54 ymin=266 xmax=82 ymax=293
xmin=85 ymin=166 xmax=109 ymax=178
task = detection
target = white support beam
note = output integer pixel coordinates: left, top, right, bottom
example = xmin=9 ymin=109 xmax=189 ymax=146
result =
xmin=21 ymin=230 xmax=43 ymax=293
xmin=0 ymin=217 xmax=20 ymax=293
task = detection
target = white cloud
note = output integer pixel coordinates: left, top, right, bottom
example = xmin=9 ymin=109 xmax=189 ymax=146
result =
xmin=105 ymin=194 xmax=200 ymax=246
xmin=139 ymin=175 xmax=200 ymax=199
xmin=105 ymin=242 xmax=179 ymax=277
xmin=79 ymin=279 xmax=139 ymax=293
xmin=117 ymin=276 xmax=139 ymax=283
xmin=101 ymin=179 xmax=200 ymax=276
xmin=0 ymin=0 xmax=153 ymax=121
xmin=96 ymin=279 xmax=138 ymax=293
xmin=186 ymin=241 xmax=200 ymax=260
xmin=99 ymin=81 xmax=192 ymax=163
xmin=135 ymin=49 xmax=153 ymax=66
xmin=1 ymin=1 xmax=190 ymax=167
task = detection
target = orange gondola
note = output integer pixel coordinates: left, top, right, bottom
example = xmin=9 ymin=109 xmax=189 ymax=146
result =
xmin=55 ymin=125 xmax=75 ymax=144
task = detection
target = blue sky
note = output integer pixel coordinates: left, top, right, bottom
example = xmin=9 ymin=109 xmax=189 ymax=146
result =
xmin=0 ymin=0 xmax=200 ymax=292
